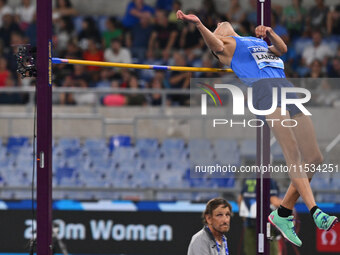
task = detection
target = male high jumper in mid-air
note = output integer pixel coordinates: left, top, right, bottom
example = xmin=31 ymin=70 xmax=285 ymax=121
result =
xmin=177 ymin=10 xmax=338 ymax=247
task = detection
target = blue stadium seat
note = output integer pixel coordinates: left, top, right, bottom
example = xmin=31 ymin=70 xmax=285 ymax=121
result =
xmin=56 ymin=166 xmax=76 ymax=184
xmin=311 ymin=177 xmax=331 ymax=189
xmin=57 ymin=137 xmax=80 ymax=149
xmin=188 ymin=139 xmax=214 ymax=165
xmin=109 ymin=135 xmax=131 ymax=152
xmin=143 ymin=158 xmax=169 ymax=173
xmin=240 ymin=139 xmax=257 ymax=160
xmin=7 ymin=136 xmax=30 ymax=153
xmin=0 ymin=145 xmax=6 ymax=159
xmin=160 ymin=138 xmax=187 ymax=161
xmin=188 ymin=139 xmax=212 ymax=152
xmin=136 ymin=138 xmax=160 ymax=159
xmin=131 ymin=170 xmax=156 ymax=188
xmin=84 ymin=138 xmax=107 ymax=149
xmin=73 ymin=16 xmax=85 ymax=33
xmin=158 ymin=170 xmax=185 ymax=188
xmin=169 ymin=160 xmax=190 ymax=173
xmin=117 ymin=159 xmax=142 ymax=173
xmin=161 ymin=138 xmax=185 ymax=151
xmin=215 ymin=150 xmax=241 ymax=166
xmin=4 ymin=170 xmax=30 ymax=186
xmin=271 ymin=142 xmax=285 ymax=161
xmin=97 ymin=15 xmax=108 ymax=33
xmin=210 ymin=176 xmax=235 ymax=188
xmin=85 ymin=146 xmax=110 ymax=160
xmin=112 ymin=147 xmax=136 ymax=163
xmin=58 ymin=177 xmax=79 ymax=187
xmin=330 ymin=177 xmax=340 ymax=189
xmin=136 ymin=138 xmax=158 ymax=150
xmin=15 ymin=157 xmax=33 ymax=173
xmin=213 ymin=139 xmax=238 ymax=153
xmin=63 ymin=147 xmax=81 ymax=158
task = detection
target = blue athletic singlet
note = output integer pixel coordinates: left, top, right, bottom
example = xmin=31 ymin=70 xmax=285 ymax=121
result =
xmin=230 ymin=36 xmax=285 ymax=86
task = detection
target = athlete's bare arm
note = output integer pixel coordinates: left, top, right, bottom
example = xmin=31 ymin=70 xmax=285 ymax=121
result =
xmin=255 ymin=25 xmax=288 ymax=56
xmin=176 ymin=10 xmax=235 ymax=66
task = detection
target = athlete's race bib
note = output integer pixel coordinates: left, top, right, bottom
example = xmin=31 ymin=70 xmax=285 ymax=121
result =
xmin=248 ymin=46 xmax=284 ymax=70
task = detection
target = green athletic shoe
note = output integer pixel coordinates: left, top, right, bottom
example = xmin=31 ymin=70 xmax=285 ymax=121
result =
xmin=268 ymin=209 xmax=302 ymax=247
xmin=313 ymin=209 xmax=338 ymax=231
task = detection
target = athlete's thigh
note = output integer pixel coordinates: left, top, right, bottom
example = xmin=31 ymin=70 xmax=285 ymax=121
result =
xmin=266 ymin=109 xmax=299 ymax=158
xmin=291 ymin=113 xmax=322 ymax=164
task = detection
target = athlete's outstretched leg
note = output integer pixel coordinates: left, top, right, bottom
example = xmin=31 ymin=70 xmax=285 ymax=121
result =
xmin=281 ymin=114 xmax=322 ymax=209
xmin=267 ymin=109 xmax=337 ymax=247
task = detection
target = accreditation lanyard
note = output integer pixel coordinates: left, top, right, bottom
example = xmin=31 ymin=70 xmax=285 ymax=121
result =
xmin=205 ymin=226 xmax=229 ymax=255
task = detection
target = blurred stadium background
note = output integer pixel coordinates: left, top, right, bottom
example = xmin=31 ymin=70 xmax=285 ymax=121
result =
xmin=0 ymin=0 xmax=340 ymax=254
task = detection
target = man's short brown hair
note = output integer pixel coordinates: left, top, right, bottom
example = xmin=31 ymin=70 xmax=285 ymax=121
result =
xmin=202 ymin=198 xmax=232 ymax=224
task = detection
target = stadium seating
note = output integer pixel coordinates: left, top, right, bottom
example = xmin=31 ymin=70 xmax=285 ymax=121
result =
xmin=5 ymin=135 xmax=337 ymax=201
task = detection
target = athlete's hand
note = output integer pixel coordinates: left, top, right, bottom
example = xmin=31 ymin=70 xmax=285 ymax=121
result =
xmin=176 ymin=10 xmax=201 ymax=26
xmin=255 ymin=25 xmax=273 ymax=38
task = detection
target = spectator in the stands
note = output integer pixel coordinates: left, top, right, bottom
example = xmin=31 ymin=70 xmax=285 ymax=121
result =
xmin=15 ymin=0 xmax=35 ymax=31
xmin=179 ymin=10 xmax=204 ymax=60
xmin=82 ymin=38 xmax=104 ymax=72
xmin=147 ymin=76 xmax=164 ymax=106
xmin=148 ymin=9 xmax=178 ymax=61
xmin=78 ymin=16 xmax=101 ymax=50
xmin=53 ymin=56 xmax=74 ymax=87
xmin=73 ymin=77 xmax=96 ymax=105
xmin=104 ymin=38 xmax=132 ymax=64
xmin=168 ymin=0 xmax=182 ymax=24
xmin=62 ymin=40 xmax=82 ymax=59
xmin=25 ymin=13 xmax=36 ymax=46
xmin=95 ymin=68 xmax=111 ymax=88
xmin=102 ymin=17 xmax=123 ymax=49
xmin=0 ymin=0 xmax=13 ymax=28
xmin=0 ymin=57 xmax=10 ymax=87
xmin=199 ymin=0 xmax=218 ymax=25
xmin=122 ymin=0 xmax=154 ymax=28
xmin=307 ymin=0 xmax=329 ymax=33
xmin=126 ymin=16 xmax=152 ymax=61
xmin=60 ymin=65 xmax=92 ymax=105
xmin=169 ymin=52 xmax=191 ymax=105
xmin=226 ymin=0 xmax=247 ymax=33
xmin=282 ymin=0 xmax=307 ymax=39
xmin=327 ymin=4 xmax=340 ymax=35
xmin=7 ymin=32 xmax=25 ymax=77
xmin=328 ymin=57 xmax=340 ymax=78
xmin=0 ymin=12 xmax=22 ymax=48
xmin=139 ymin=50 xmax=164 ymax=82
xmin=53 ymin=0 xmax=77 ymax=20
xmin=307 ymin=59 xmax=325 ymax=79
xmin=198 ymin=52 xmax=218 ymax=79
xmin=271 ymin=11 xmax=289 ymax=44
xmin=127 ymin=74 xmax=146 ymax=106
xmin=102 ymin=80 xmax=126 ymax=106
xmin=72 ymin=64 xmax=91 ymax=83
xmin=119 ymin=69 xmax=133 ymax=88
xmin=302 ymin=30 xmax=332 ymax=66
xmin=246 ymin=0 xmax=257 ymax=30
xmin=0 ymin=39 xmax=10 ymax=62
xmin=156 ymin=0 xmax=173 ymax=12
xmin=0 ymin=74 xmax=23 ymax=104
xmin=54 ymin=16 xmax=75 ymax=54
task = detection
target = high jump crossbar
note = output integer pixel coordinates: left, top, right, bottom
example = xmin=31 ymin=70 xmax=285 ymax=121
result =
xmin=52 ymin=57 xmax=234 ymax=73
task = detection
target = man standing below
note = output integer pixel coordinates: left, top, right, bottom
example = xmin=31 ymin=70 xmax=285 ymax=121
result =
xmin=188 ymin=198 xmax=231 ymax=255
